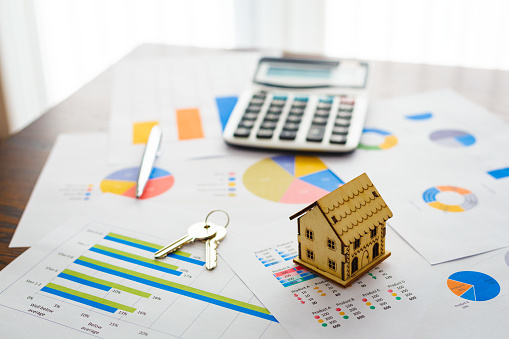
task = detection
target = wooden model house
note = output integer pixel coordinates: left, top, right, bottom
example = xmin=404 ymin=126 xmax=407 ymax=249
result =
xmin=291 ymin=173 xmax=392 ymax=287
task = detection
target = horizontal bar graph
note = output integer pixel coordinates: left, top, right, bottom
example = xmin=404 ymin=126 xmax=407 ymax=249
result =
xmin=42 ymin=283 xmax=136 ymax=314
xmin=74 ymin=256 xmax=275 ymax=321
xmin=105 ymin=232 xmax=206 ymax=266
xmin=90 ymin=244 xmax=181 ymax=276
xmin=58 ymin=269 xmax=150 ymax=298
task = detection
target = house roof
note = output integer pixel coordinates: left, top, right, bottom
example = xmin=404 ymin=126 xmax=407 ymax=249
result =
xmin=290 ymin=173 xmax=393 ymax=245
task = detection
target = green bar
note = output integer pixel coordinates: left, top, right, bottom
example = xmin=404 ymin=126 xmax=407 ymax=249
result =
xmin=173 ymin=250 xmax=191 ymax=257
xmin=62 ymin=269 xmax=150 ymax=298
xmin=46 ymin=282 xmax=136 ymax=313
xmin=79 ymin=256 xmax=270 ymax=315
xmin=93 ymin=244 xmax=179 ymax=271
xmin=107 ymin=232 xmax=162 ymax=249
xmin=106 ymin=232 xmax=192 ymax=257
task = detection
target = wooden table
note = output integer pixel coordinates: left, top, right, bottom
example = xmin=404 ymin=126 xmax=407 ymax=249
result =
xmin=1 ymin=44 xmax=509 ymax=270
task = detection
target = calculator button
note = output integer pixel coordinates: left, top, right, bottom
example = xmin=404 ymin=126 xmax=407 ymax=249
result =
xmin=264 ymin=113 xmax=281 ymax=122
xmin=292 ymin=100 xmax=307 ymax=108
xmin=250 ymin=98 xmax=265 ymax=106
xmin=246 ymin=106 xmax=261 ymax=113
xmin=238 ymin=120 xmax=255 ymax=128
xmin=272 ymin=95 xmax=288 ymax=101
xmin=243 ymin=112 xmax=259 ymax=120
xmin=289 ymin=107 xmax=305 ymax=115
xmin=338 ymin=105 xmax=354 ymax=112
xmin=330 ymin=134 xmax=347 ymax=144
xmin=319 ymin=97 xmax=334 ymax=103
xmin=283 ymin=122 xmax=300 ymax=131
xmin=336 ymin=111 xmax=353 ymax=119
xmin=234 ymin=127 xmax=251 ymax=138
xmin=253 ymin=91 xmax=267 ymax=99
xmin=314 ymin=109 xmax=330 ymax=117
xmin=286 ymin=115 xmax=302 ymax=123
xmin=261 ymin=121 xmax=278 ymax=129
xmin=340 ymin=97 xmax=355 ymax=105
xmin=279 ymin=130 xmax=297 ymax=140
xmin=294 ymin=96 xmax=309 ymax=102
xmin=335 ymin=118 xmax=351 ymax=127
xmin=332 ymin=126 xmax=349 ymax=135
xmin=312 ymin=117 xmax=328 ymax=125
xmin=271 ymin=99 xmax=286 ymax=107
xmin=307 ymin=125 xmax=325 ymax=142
xmin=257 ymin=129 xmax=274 ymax=139
xmin=317 ymin=102 xmax=332 ymax=110
xmin=268 ymin=106 xmax=283 ymax=114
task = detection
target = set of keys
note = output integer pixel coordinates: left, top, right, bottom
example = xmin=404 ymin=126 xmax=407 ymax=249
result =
xmin=154 ymin=210 xmax=229 ymax=270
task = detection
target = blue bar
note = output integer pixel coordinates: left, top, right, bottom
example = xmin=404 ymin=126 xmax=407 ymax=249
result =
xmin=57 ymin=272 xmax=110 ymax=291
xmin=104 ymin=235 xmax=158 ymax=252
xmin=75 ymin=259 xmax=277 ymax=322
xmin=169 ymin=254 xmax=205 ymax=266
xmin=89 ymin=247 xmax=182 ymax=276
xmin=41 ymin=286 xmax=117 ymax=313
xmin=104 ymin=235 xmax=205 ymax=266
xmin=488 ymin=167 xmax=509 ymax=179
xmin=215 ymin=96 xmax=238 ymax=131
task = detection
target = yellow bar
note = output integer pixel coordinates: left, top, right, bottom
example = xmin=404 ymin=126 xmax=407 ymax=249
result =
xmin=176 ymin=108 xmax=204 ymax=140
xmin=132 ymin=121 xmax=159 ymax=144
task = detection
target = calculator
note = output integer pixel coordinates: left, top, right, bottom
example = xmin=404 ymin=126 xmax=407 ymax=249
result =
xmin=222 ymin=57 xmax=370 ymax=153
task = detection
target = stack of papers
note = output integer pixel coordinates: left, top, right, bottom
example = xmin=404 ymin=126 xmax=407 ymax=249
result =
xmin=2 ymin=50 xmax=509 ymax=338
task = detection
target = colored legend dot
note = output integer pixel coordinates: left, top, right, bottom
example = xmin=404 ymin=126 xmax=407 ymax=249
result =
xmin=396 ymin=297 xmax=401 ymax=300
xmin=362 ymin=298 xmax=367 ymax=302
xmin=318 ymin=319 xmax=324 ymax=323
xmin=387 ymin=289 xmax=393 ymax=293
xmin=228 ymin=193 xmax=236 ymax=197
xmin=370 ymin=306 xmax=375 ymax=309
xmin=322 ymin=323 xmax=327 ymax=327
xmin=366 ymin=302 xmax=371 ymax=306
xmin=228 ymin=182 xmax=236 ymax=186
xmin=343 ymin=315 xmax=349 ymax=319
xmin=336 ymin=308 xmax=341 ymax=311
xmin=228 ymin=172 xmax=236 ymax=176
xmin=314 ymin=316 xmax=320 ymax=319
xmin=392 ymin=293 xmax=397 ymax=296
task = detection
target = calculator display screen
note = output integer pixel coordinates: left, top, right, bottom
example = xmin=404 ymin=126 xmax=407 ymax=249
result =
xmin=254 ymin=58 xmax=368 ymax=89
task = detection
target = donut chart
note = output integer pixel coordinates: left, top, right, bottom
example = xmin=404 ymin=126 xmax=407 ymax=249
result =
xmin=101 ymin=167 xmax=174 ymax=199
xmin=423 ymin=186 xmax=477 ymax=212
xmin=243 ymin=155 xmax=344 ymax=204
xmin=447 ymin=271 xmax=500 ymax=302
xmin=430 ymin=130 xmax=476 ymax=147
xmin=358 ymin=128 xmax=398 ymax=150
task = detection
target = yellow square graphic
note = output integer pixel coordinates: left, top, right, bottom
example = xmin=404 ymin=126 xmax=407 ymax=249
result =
xmin=132 ymin=121 xmax=159 ymax=144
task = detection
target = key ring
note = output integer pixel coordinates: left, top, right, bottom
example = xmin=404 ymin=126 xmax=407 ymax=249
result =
xmin=204 ymin=210 xmax=230 ymax=229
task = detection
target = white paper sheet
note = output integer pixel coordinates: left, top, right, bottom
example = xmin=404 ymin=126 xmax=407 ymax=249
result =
xmin=109 ymin=52 xmax=262 ymax=164
xmin=221 ymin=220 xmax=509 ymax=338
xmin=14 ymin=90 xmax=509 ymax=265
xmin=1 ymin=196 xmax=289 ymax=338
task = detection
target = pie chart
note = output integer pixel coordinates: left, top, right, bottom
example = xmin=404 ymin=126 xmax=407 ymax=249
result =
xmin=447 ymin=271 xmax=500 ymax=301
xmin=430 ymin=130 xmax=476 ymax=147
xmin=243 ymin=155 xmax=344 ymax=204
xmin=101 ymin=167 xmax=174 ymax=199
xmin=422 ymin=186 xmax=477 ymax=212
xmin=358 ymin=128 xmax=398 ymax=150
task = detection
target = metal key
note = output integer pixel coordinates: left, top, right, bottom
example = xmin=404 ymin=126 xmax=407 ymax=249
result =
xmin=205 ymin=224 xmax=227 ymax=270
xmin=154 ymin=222 xmax=217 ymax=259
xmin=203 ymin=210 xmax=230 ymax=270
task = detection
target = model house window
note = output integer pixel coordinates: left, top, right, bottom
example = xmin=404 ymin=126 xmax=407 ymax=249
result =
xmin=306 ymin=249 xmax=315 ymax=260
xmin=305 ymin=229 xmax=314 ymax=241
xmin=371 ymin=226 xmax=377 ymax=238
xmin=352 ymin=257 xmax=359 ymax=273
xmin=327 ymin=238 xmax=336 ymax=250
xmin=372 ymin=191 xmax=379 ymax=198
xmin=331 ymin=215 xmax=338 ymax=223
xmin=373 ymin=243 xmax=380 ymax=258
xmin=354 ymin=238 xmax=360 ymax=249
xmin=328 ymin=259 xmax=336 ymax=271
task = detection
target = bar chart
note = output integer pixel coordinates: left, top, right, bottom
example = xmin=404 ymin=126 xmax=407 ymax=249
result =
xmin=0 ymin=223 xmax=279 ymax=338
